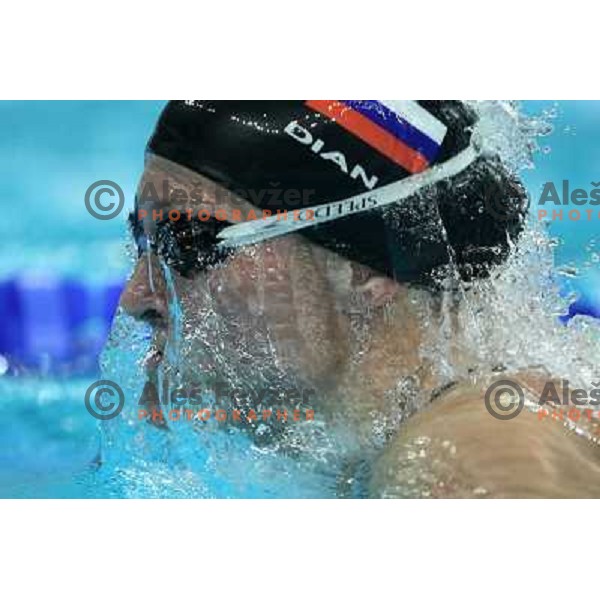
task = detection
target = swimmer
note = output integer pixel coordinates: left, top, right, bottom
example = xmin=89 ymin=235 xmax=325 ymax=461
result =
xmin=120 ymin=101 xmax=600 ymax=498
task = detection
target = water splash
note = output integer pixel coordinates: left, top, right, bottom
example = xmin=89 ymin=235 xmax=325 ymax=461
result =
xmin=98 ymin=101 xmax=600 ymax=497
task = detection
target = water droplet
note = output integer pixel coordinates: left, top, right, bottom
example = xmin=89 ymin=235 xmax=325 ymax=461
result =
xmin=556 ymin=265 xmax=579 ymax=278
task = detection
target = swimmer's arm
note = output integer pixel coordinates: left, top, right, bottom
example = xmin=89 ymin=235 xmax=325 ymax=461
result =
xmin=369 ymin=381 xmax=600 ymax=499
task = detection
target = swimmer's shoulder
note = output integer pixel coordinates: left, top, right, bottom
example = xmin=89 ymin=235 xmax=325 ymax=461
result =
xmin=369 ymin=371 xmax=600 ymax=498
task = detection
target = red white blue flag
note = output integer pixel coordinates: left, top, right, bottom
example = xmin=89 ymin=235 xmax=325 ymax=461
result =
xmin=305 ymin=100 xmax=447 ymax=174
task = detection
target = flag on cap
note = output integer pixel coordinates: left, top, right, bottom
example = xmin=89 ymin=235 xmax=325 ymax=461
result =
xmin=305 ymin=100 xmax=447 ymax=174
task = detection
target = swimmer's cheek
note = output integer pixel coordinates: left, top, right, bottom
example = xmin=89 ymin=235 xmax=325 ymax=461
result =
xmin=368 ymin=387 xmax=600 ymax=499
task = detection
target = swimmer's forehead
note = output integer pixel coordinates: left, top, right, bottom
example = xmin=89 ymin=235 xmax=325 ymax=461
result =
xmin=135 ymin=153 xmax=257 ymax=217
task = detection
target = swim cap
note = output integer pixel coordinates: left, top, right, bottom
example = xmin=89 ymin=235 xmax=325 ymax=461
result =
xmin=147 ymin=101 xmax=528 ymax=285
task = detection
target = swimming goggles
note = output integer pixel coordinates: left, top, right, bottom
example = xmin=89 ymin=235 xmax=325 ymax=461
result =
xmin=128 ymin=207 xmax=234 ymax=278
xmin=130 ymin=144 xmax=478 ymax=278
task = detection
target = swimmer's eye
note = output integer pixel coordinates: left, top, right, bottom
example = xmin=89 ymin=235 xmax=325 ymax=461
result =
xmin=155 ymin=218 xmax=234 ymax=278
xmin=128 ymin=212 xmax=234 ymax=278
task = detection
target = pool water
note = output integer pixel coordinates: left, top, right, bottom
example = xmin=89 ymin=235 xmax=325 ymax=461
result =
xmin=0 ymin=378 xmax=101 ymax=498
xmin=0 ymin=375 xmax=356 ymax=499
xmin=2 ymin=101 xmax=600 ymax=499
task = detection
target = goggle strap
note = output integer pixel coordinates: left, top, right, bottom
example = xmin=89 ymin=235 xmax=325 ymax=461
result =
xmin=217 ymin=144 xmax=478 ymax=249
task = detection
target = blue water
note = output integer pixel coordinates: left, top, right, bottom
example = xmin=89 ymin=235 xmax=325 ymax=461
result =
xmin=0 ymin=378 xmax=101 ymax=497
xmin=0 ymin=376 xmax=348 ymax=498
xmin=1 ymin=100 xmax=599 ymax=498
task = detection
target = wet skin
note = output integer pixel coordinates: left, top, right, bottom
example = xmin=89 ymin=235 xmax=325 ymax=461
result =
xmin=120 ymin=155 xmax=600 ymax=498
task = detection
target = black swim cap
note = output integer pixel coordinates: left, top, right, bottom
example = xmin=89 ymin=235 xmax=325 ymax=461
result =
xmin=147 ymin=101 xmax=528 ymax=285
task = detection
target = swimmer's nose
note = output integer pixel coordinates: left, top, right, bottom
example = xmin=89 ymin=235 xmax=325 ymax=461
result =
xmin=120 ymin=255 xmax=169 ymax=324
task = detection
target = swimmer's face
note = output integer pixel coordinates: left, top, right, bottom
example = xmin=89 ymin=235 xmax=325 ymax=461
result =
xmin=119 ymin=155 xmax=387 ymax=392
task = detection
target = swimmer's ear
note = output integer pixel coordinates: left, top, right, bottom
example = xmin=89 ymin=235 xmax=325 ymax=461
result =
xmin=355 ymin=275 xmax=402 ymax=308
